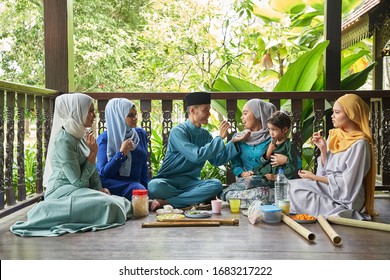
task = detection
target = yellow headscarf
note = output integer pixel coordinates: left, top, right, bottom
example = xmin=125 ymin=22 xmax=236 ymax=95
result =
xmin=328 ymin=94 xmax=375 ymax=216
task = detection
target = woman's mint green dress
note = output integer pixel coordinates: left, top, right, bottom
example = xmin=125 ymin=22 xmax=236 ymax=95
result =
xmin=10 ymin=129 xmax=131 ymax=237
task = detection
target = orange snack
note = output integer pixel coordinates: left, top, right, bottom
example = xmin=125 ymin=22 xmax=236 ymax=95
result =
xmin=290 ymin=213 xmax=316 ymax=221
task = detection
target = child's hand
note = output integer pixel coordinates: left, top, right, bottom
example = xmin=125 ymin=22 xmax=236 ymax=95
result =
xmin=265 ymin=140 xmax=277 ymax=159
xmin=265 ymin=173 xmax=276 ymax=180
xmin=241 ymin=170 xmax=254 ymax=178
xmin=270 ymin=154 xmax=288 ymax=167
xmin=269 ymin=140 xmax=277 ymax=150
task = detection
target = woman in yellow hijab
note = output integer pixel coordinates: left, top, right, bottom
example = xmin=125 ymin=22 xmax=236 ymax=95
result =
xmin=288 ymin=94 xmax=375 ymax=219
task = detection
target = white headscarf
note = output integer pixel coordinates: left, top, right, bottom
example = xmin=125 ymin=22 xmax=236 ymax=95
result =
xmin=43 ymin=93 xmax=94 ymax=187
xmin=239 ymin=98 xmax=276 ymax=146
xmin=105 ymin=98 xmax=140 ymax=177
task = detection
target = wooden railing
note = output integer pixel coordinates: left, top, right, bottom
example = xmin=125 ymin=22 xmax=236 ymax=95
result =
xmin=1 ymin=80 xmax=389 ymax=218
xmin=0 ymin=80 xmax=59 ymax=218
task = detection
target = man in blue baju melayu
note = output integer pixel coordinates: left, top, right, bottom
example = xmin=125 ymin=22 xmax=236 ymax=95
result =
xmin=148 ymin=92 xmax=250 ymax=209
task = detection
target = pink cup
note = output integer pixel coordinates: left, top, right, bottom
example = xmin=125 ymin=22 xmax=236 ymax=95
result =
xmin=211 ymin=200 xmax=222 ymax=214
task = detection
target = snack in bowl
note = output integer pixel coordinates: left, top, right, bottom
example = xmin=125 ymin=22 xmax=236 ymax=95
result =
xmin=290 ymin=213 xmax=316 ymax=223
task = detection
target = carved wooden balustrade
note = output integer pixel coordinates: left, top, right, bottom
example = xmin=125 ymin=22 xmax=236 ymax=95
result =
xmin=0 ymin=80 xmax=59 ymax=218
xmin=1 ymin=80 xmax=389 ymax=218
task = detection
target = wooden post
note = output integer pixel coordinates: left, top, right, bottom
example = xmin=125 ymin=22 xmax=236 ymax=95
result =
xmin=373 ymin=29 xmax=383 ymax=90
xmin=324 ymin=0 xmax=341 ymax=90
xmin=43 ymin=0 xmax=74 ymax=92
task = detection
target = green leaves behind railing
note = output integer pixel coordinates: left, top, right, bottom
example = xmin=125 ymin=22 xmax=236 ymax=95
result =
xmin=274 ymin=40 xmax=329 ymax=91
xmin=213 ymin=74 xmax=264 ymax=92
xmin=341 ymin=61 xmax=378 ymax=90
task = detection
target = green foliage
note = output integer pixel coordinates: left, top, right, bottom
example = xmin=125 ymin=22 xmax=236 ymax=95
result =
xmin=0 ymin=0 xmax=45 ymax=86
xmin=341 ymin=61 xmax=377 ymax=90
xmin=213 ymin=74 xmax=265 ymax=92
xmin=24 ymin=143 xmax=37 ymax=194
xmin=1 ymin=0 xmax=372 ymax=94
xmin=73 ymin=0 xmax=148 ymax=91
xmin=301 ymin=146 xmax=315 ymax=171
xmin=273 ymin=41 xmax=329 ymax=91
xmin=12 ymin=143 xmax=37 ymax=199
xmin=201 ymin=162 xmax=226 ymax=183
xmin=150 ymin=126 xmax=165 ymax=176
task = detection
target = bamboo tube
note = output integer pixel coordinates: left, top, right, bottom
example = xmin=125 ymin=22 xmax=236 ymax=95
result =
xmin=281 ymin=214 xmax=316 ymax=241
xmin=317 ymin=215 xmax=342 ymax=245
xmin=327 ymin=216 xmax=390 ymax=232
xmin=160 ymin=218 xmax=239 ymax=226
xmin=142 ymin=221 xmax=221 ymax=228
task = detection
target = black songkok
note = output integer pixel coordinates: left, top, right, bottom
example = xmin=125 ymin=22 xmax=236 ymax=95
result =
xmin=184 ymin=92 xmax=211 ymax=109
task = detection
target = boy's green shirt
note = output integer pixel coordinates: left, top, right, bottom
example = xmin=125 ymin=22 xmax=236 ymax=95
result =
xmin=253 ymin=138 xmax=299 ymax=186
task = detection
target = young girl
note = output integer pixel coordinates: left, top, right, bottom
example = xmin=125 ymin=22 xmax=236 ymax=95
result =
xmin=10 ymin=93 xmax=132 ymax=237
xmin=96 ymin=98 xmax=149 ymax=201
xmin=288 ymin=94 xmax=375 ymax=219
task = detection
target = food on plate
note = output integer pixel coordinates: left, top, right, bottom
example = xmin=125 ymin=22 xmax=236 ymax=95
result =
xmin=185 ymin=210 xmax=211 ymax=215
xmin=156 ymin=205 xmax=184 ymax=215
xmin=156 ymin=214 xmax=185 ymax=221
xmin=290 ymin=213 xmax=316 ymax=221
xmin=184 ymin=210 xmax=212 ymax=218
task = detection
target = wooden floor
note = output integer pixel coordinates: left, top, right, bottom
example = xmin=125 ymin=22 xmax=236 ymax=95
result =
xmin=0 ymin=196 xmax=389 ymax=260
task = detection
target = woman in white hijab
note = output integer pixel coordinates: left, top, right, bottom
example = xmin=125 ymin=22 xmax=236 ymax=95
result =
xmin=96 ymin=98 xmax=148 ymax=201
xmin=10 ymin=93 xmax=131 ymax=237
xmin=221 ymin=99 xmax=289 ymax=207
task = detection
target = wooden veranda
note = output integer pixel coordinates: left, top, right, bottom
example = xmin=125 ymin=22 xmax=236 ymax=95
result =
xmin=1 ymin=197 xmax=390 ymax=260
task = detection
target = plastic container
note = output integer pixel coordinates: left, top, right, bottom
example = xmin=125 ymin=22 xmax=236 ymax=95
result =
xmin=132 ymin=189 xmax=149 ymax=218
xmin=260 ymin=205 xmax=282 ymax=223
xmin=278 ymin=199 xmax=290 ymax=215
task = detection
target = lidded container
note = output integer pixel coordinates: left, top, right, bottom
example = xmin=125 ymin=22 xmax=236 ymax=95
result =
xmin=260 ymin=205 xmax=282 ymax=223
xmin=132 ymin=189 xmax=149 ymax=218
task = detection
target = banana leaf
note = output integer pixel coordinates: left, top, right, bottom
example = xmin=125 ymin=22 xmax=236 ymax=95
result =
xmin=273 ymin=40 xmax=329 ymax=91
xmin=340 ymin=61 xmax=377 ymax=90
xmin=290 ymin=11 xmax=322 ymax=28
xmin=226 ymin=75 xmax=264 ymax=92
xmin=311 ymin=49 xmax=370 ymax=91
xmin=340 ymin=49 xmax=370 ymax=75
xmin=212 ymin=78 xmax=236 ymax=92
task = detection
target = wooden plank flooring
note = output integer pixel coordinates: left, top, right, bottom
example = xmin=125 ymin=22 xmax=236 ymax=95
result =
xmin=0 ymin=197 xmax=389 ymax=260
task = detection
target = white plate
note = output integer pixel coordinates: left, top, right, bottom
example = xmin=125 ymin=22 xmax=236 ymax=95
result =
xmin=184 ymin=210 xmax=212 ymax=218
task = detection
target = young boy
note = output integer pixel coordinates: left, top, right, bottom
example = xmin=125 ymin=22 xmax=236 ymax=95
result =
xmin=252 ymin=111 xmax=299 ymax=186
